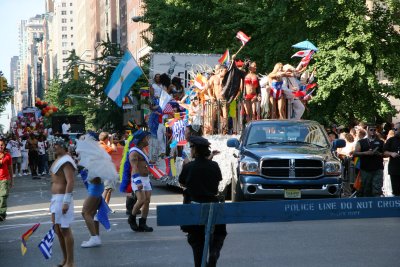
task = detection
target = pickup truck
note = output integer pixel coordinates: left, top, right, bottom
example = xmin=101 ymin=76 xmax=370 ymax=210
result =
xmin=227 ymin=120 xmax=345 ymax=201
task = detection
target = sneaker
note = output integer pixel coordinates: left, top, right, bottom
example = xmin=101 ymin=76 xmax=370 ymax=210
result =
xmin=18 ymin=173 xmax=22 ymax=177
xmin=13 ymin=174 xmax=16 ymax=178
xmin=81 ymin=236 xmax=101 ymax=248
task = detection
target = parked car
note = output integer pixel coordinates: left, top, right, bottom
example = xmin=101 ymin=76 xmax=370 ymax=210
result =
xmin=227 ymin=120 xmax=345 ymax=201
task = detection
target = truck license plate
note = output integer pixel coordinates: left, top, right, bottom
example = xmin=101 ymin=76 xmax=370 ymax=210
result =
xmin=284 ymin=189 xmax=301 ymax=199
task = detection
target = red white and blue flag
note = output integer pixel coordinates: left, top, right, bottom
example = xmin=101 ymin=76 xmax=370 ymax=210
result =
xmin=291 ymin=50 xmax=311 ymax=58
xmin=163 ymin=102 xmax=174 ymax=114
xmin=270 ymin=82 xmax=283 ymax=99
xmin=300 ymin=50 xmax=315 ymax=68
xmin=236 ymin=31 xmax=251 ymax=46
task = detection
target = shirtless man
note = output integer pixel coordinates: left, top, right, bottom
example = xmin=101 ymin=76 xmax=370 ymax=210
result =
xmin=127 ymin=130 xmax=153 ymax=232
xmin=204 ymin=65 xmax=220 ymax=134
xmin=208 ymin=65 xmax=228 ymax=134
xmin=50 ymin=141 xmax=77 ymax=267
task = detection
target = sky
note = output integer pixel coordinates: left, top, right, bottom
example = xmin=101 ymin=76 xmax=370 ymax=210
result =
xmin=0 ymin=0 xmax=44 ymax=132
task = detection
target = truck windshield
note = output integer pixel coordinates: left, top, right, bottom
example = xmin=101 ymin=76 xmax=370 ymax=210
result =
xmin=246 ymin=122 xmax=329 ymax=148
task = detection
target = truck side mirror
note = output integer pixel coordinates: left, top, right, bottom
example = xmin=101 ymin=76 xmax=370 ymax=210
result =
xmin=227 ymin=138 xmax=240 ymax=149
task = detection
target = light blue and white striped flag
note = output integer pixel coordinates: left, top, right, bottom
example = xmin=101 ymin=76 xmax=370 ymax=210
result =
xmin=104 ymin=50 xmax=143 ymax=107
xmin=38 ymin=226 xmax=55 ymax=259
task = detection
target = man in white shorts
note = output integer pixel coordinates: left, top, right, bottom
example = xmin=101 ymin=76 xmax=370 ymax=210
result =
xmin=50 ymin=140 xmax=77 ymax=267
xmin=128 ymin=129 xmax=153 ymax=232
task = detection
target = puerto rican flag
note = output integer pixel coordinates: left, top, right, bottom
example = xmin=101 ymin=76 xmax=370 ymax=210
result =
xmin=300 ymin=50 xmax=315 ymax=67
xmin=149 ymin=165 xmax=166 ymax=180
xmin=236 ymin=31 xmax=251 ymax=46
xmin=270 ymin=82 xmax=283 ymax=99
xmin=291 ymin=50 xmax=311 ymax=58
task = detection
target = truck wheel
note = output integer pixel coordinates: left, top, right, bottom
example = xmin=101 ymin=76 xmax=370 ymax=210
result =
xmin=232 ymin=178 xmax=244 ymax=202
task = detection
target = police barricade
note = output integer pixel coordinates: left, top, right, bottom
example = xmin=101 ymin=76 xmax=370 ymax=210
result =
xmin=157 ymin=197 xmax=400 ymax=267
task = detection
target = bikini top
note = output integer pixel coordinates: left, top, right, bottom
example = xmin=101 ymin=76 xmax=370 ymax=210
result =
xmin=244 ymin=77 xmax=259 ymax=87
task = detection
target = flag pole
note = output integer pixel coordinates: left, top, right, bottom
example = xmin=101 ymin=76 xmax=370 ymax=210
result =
xmin=233 ymin=45 xmax=245 ymax=58
xmin=127 ymin=49 xmax=151 ymax=84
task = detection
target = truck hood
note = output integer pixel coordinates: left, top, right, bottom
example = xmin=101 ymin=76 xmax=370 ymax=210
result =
xmin=242 ymin=145 xmax=332 ymax=161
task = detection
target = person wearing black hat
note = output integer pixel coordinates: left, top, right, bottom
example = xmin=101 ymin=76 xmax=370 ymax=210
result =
xmin=178 ymin=136 xmax=227 ymax=267
xmin=127 ymin=129 xmax=154 ymax=232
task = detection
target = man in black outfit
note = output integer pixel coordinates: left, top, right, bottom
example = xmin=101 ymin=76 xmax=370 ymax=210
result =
xmin=384 ymin=123 xmax=400 ymax=196
xmin=179 ymin=136 xmax=227 ymax=267
xmin=353 ymin=124 xmax=384 ymax=197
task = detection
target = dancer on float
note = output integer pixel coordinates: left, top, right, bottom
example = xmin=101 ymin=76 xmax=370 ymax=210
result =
xmin=243 ymin=61 xmax=260 ymax=121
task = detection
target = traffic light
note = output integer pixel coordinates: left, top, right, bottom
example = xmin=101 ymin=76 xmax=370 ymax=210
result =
xmin=0 ymin=77 xmax=7 ymax=91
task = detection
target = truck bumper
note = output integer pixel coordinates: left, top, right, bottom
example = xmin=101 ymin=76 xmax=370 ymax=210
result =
xmin=239 ymin=175 xmax=342 ymax=199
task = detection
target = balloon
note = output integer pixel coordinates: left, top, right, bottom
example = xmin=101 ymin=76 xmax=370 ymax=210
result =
xmin=48 ymin=109 xmax=53 ymax=115
xmin=53 ymin=107 xmax=58 ymax=112
xmin=45 ymin=112 xmax=50 ymax=117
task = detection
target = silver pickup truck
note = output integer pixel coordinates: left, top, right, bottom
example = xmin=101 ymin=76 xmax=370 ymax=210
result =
xmin=227 ymin=120 xmax=345 ymax=201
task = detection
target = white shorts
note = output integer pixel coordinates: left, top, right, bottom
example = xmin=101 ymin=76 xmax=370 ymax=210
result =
xmin=50 ymin=194 xmax=74 ymax=228
xmin=131 ymin=176 xmax=152 ymax=192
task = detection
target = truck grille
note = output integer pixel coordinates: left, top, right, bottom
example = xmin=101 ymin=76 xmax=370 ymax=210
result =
xmin=261 ymin=159 xmax=323 ymax=178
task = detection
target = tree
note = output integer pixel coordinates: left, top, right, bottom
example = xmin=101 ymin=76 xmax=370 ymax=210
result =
xmin=143 ymin=0 xmax=400 ymax=125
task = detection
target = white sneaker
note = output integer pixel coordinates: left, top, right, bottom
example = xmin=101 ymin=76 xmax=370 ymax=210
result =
xmin=13 ymin=174 xmax=16 ymax=178
xmin=18 ymin=173 xmax=22 ymax=177
xmin=81 ymin=236 xmax=101 ymax=248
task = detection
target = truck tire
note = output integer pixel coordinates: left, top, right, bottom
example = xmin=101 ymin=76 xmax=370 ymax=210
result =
xmin=231 ymin=177 xmax=244 ymax=202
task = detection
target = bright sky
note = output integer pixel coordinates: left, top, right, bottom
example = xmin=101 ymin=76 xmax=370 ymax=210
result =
xmin=0 ymin=0 xmax=44 ymax=132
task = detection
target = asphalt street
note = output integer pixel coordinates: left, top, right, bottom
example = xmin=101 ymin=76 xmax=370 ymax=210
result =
xmin=0 ymin=174 xmax=399 ymax=267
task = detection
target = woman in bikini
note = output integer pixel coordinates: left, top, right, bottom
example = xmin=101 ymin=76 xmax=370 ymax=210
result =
xmin=243 ymin=62 xmax=260 ymax=122
xmin=268 ymin=63 xmax=290 ymax=119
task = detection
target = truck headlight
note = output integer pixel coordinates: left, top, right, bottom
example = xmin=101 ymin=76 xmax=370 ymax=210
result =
xmin=325 ymin=161 xmax=341 ymax=175
xmin=240 ymin=158 xmax=259 ymax=175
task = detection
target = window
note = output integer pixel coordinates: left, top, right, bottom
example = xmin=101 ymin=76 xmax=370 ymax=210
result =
xmin=62 ymin=34 xmax=67 ymax=39
xmin=70 ymin=2 xmax=72 ymax=6
xmin=70 ymin=34 xmax=73 ymax=38
xmin=70 ymin=11 xmax=73 ymax=14
xmin=62 ymin=26 xmax=67 ymax=31
xmin=70 ymin=26 xmax=73 ymax=30
xmin=62 ymin=42 xmax=68 ymax=47
xmin=62 ymin=50 xmax=68 ymax=55
xmin=62 ymin=18 xmax=67 ymax=23
xmin=70 ymin=19 xmax=73 ymax=22
xmin=62 ymin=3 xmax=66 ymax=7
xmin=71 ymin=42 xmax=74 ymax=46
xmin=63 ymin=66 xmax=67 ymax=71
xmin=61 ymin=11 xmax=66 ymax=15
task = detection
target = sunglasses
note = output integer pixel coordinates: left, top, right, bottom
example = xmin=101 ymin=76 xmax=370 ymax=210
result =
xmin=369 ymin=128 xmax=376 ymax=132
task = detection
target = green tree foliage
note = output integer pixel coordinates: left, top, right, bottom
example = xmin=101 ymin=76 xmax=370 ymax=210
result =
xmin=143 ymin=0 xmax=400 ymax=125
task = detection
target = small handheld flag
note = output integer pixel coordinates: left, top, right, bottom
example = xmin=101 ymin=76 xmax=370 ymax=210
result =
xmin=38 ymin=226 xmax=55 ymax=259
xmin=149 ymin=165 xmax=166 ymax=179
xmin=104 ymin=50 xmax=143 ymax=107
xmin=21 ymin=223 xmax=40 ymax=256
xmin=236 ymin=31 xmax=251 ymax=46
xmin=291 ymin=50 xmax=311 ymax=58
xmin=218 ymin=50 xmax=230 ymax=66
